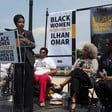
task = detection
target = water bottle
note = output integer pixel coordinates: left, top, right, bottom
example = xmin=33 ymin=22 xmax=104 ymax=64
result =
xmin=66 ymin=94 xmax=71 ymax=110
xmin=62 ymin=93 xmax=71 ymax=110
xmin=62 ymin=93 xmax=66 ymax=108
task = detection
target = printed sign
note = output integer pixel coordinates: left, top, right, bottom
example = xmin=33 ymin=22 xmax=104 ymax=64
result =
xmin=91 ymin=6 xmax=112 ymax=55
xmin=47 ymin=11 xmax=76 ymax=67
xmin=0 ymin=31 xmax=21 ymax=63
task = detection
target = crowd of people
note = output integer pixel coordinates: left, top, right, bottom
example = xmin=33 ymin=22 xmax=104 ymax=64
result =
xmin=0 ymin=14 xmax=112 ymax=112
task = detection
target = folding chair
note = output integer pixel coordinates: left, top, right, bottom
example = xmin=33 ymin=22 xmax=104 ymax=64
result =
xmin=75 ymin=76 xmax=99 ymax=112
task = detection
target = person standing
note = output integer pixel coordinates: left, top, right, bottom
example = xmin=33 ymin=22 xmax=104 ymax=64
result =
xmin=13 ymin=14 xmax=35 ymax=112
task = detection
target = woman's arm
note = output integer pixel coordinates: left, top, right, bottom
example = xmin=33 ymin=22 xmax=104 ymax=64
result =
xmin=20 ymin=30 xmax=35 ymax=49
xmin=99 ymin=71 xmax=112 ymax=80
xmin=47 ymin=68 xmax=57 ymax=76
xmin=90 ymin=59 xmax=98 ymax=74
xmin=105 ymin=76 xmax=112 ymax=80
xmin=83 ymin=68 xmax=91 ymax=73
xmin=60 ymin=76 xmax=71 ymax=87
xmin=71 ymin=58 xmax=80 ymax=70
xmin=83 ymin=59 xmax=98 ymax=74
xmin=55 ymin=76 xmax=71 ymax=89
xmin=99 ymin=71 xmax=105 ymax=79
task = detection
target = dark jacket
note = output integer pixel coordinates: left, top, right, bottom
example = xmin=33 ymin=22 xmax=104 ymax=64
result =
xmin=20 ymin=30 xmax=35 ymax=66
xmin=99 ymin=52 xmax=112 ymax=76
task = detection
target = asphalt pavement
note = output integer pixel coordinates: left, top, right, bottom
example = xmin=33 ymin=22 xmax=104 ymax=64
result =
xmin=0 ymin=95 xmax=102 ymax=112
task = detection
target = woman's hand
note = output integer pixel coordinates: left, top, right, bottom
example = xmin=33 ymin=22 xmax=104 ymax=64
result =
xmin=83 ymin=68 xmax=91 ymax=73
xmin=51 ymin=84 xmax=63 ymax=93
xmin=99 ymin=72 xmax=106 ymax=80
xmin=46 ymin=68 xmax=57 ymax=76
xmin=19 ymin=38 xmax=29 ymax=44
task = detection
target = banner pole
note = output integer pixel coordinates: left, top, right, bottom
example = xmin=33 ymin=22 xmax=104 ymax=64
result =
xmin=44 ymin=8 xmax=49 ymax=47
xmin=76 ymin=3 xmax=112 ymax=11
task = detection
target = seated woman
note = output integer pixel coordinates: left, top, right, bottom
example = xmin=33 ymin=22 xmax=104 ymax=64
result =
xmin=55 ymin=43 xmax=98 ymax=112
xmin=34 ymin=47 xmax=57 ymax=107
xmin=94 ymin=38 xmax=112 ymax=112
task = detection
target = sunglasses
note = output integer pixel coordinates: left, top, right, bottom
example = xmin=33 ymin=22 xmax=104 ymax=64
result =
xmin=106 ymin=43 xmax=112 ymax=46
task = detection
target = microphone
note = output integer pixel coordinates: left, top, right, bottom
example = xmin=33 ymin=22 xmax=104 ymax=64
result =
xmin=5 ymin=28 xmax=15 ymax=31
xmin=5 ymin=28 xmax=35 ymax=47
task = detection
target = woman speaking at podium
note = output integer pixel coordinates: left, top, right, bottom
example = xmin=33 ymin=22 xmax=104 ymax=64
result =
xmin=13 ymin=14 xmax=35 ymax=112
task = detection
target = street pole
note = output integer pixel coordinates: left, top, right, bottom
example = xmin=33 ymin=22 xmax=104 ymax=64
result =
xmin=44 ymin=8 xmax=49 ymax=47
xmin=29 ymin=0 xmax=33 ymax=31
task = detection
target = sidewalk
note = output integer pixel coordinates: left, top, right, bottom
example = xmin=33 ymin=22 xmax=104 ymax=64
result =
xmin=0 ymin=74 xmax=99 ymax=112
xmin=0 ymin=94 xmax=100 ymax=112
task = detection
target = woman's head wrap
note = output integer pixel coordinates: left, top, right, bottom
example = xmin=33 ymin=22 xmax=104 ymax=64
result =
xmin=13 ymin=14 xmax=24 ymax=26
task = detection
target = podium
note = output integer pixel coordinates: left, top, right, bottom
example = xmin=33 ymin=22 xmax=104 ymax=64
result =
xmin=0 ymin=30 xmax=35 ymax=112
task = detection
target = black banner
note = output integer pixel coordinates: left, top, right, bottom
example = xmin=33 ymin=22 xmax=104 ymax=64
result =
xmin=91 ymin=6 xmax=112 ymax=55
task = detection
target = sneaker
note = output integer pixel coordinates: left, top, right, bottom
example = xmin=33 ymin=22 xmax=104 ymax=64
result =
xmin=40 ymin=102 xmax=45 ymax=107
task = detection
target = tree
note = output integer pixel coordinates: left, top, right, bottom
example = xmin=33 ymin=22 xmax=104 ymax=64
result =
xmin=77 ymin=49 xmax=83 ymax=58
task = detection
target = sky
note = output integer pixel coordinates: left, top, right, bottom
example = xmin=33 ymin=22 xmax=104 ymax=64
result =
xmin=0 ymin=0 xmax=112 ymax=53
